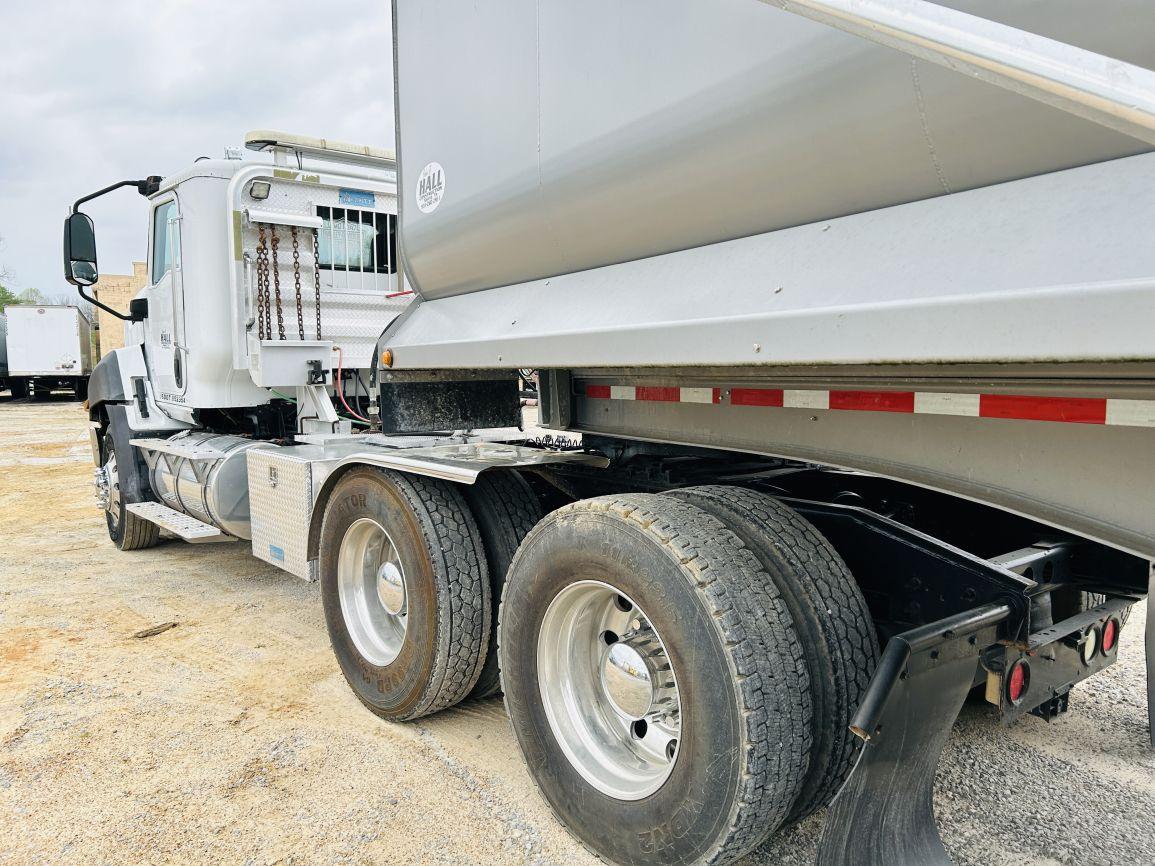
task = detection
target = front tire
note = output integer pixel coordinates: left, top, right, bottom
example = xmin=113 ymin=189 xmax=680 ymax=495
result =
xmin=319 ymin=468 xmax=490 ymax=721
xmin=100 ymin=432 xmax=160 ymax=551
xmin=500 ymin=494 xmax=812 ymax=866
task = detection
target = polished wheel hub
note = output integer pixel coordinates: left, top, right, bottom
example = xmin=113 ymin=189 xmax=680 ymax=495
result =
xmin=538 ymin=581 xmax=681 ymax=800
xmin=93 ymin=466 xmax=111 ymax=511
xmin=601 ymin=642 xmax=652 ymax=719
xmin=97 ymin=451 xmax=121 ymax=527
xmin=338 ymin=518 xmax=408 ymax=666
xmin=376 ymin=560 xmax=406 ymax=616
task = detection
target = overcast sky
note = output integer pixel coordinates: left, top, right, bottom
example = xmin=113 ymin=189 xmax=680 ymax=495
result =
xmin=0 ymin=0 xmax=394 ymax=295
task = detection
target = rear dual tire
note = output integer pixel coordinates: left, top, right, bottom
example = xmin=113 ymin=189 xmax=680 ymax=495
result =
xmin=320 ymin=475 xmax=874 ymax=865
xmin=461 ymin=470 xmax=543 ymax=699
xmin=668 ymin=485 xmax=879 ymax=820
xmin=500 ymin=494 xmax=813 ymax=866
xmin=319 ymin=468 xmax=490 ymax=721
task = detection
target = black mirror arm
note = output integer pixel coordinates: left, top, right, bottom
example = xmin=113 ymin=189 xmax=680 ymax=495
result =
xmin=71 ymin=176 xmax=161 ymax=214
xmin=78 ymin=284 xmax=134 ymax=322
xmin=69 ymin=176 xmax=161 ymax=320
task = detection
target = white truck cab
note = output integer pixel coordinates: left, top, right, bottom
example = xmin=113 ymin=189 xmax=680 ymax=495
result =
xmin=68 ymin=131 xmax=407 ymax=431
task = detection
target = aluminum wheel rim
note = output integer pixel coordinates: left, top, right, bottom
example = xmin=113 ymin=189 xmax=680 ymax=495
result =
xmin=537 ymin=580 xmax=681 ymax=800
xmin=337 ymin=517 xmax=408 ymax=667
xmin=103 ymin=449 xmax=121 ymax=528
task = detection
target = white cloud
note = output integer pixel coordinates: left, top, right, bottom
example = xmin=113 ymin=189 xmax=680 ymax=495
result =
xmin=0 ymin=0 xmax=394 ymax=292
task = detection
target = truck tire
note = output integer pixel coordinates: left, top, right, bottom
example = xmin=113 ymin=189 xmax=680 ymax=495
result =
xmin=668 ymin=485 xmax=879 ymax=820
xmin=74 ymin=378 xmax=89 ymax=401
xmin=319 ymin=467 xmax=490 ymax=721
xmin=1083 ymin=592 xmax=1132 ymax=626
xmin=100 ymin=433 xmax=161 ymax=551
xmin=10 ymin=378 xmax=29 ymax=400
xmin=461 ymin=470 xmax=542 ymax=699
xmin=499 ymin=494 xmax=811 ymax=866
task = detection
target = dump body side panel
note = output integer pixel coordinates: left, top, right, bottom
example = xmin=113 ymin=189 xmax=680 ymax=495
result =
xmin=394 ymin=0 xmax=1155 ymax=300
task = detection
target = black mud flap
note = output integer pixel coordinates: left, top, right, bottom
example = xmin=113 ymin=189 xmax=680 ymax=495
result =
xmin=816 ymin=604 xmax=1009 ymax=866
xmin=1148 ymin=566 xmax=1154 ymax=747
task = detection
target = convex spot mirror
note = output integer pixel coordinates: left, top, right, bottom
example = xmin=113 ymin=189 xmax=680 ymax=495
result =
xmin=63 ymin=212 xmax=98 ymax=287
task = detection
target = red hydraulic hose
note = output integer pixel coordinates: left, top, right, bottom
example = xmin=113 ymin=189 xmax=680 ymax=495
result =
xmin=334 ymin=346 xmax=372 ymax=424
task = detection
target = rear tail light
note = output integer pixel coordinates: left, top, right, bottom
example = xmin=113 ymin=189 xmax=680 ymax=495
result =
xmin=1101 ymin=618 xmax=1120 ymax=654
xmin=1079 ymin=626 xmax=1100 ymax=665
xmin=1006 ymin=659 xmax=1030 ymax=705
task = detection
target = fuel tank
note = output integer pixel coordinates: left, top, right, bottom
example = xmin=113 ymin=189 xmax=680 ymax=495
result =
xmin=149 ymin=432 xmax=275 ymax=539
xmin=394 ymin=0 xmax=1155 ymax=300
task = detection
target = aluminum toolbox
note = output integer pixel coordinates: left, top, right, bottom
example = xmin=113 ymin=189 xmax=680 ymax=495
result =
xmin=247 ymin=446 xmax=326 ymax=580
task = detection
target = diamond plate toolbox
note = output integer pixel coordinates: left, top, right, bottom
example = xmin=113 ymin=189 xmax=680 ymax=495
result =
xmin=248 ymin=448 xmax=320 ymax=580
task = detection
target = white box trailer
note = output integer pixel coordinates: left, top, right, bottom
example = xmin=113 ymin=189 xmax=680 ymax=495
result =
xmin=0 ymin=314 xmax=8 ymax=390
xmin=6 ymin=305 xmax=92 ymax=399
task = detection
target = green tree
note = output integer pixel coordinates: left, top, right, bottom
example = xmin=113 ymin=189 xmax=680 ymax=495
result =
xmin=0 ymin=283 xmax=18 ymax=311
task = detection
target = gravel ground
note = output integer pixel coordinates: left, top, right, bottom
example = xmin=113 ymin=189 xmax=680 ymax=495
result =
xmin=0 ymin=398 xmax=1152 ymax=865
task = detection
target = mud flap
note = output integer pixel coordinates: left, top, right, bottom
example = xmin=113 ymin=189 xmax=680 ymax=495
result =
xmin=816 ymin=604 xmax=1010 ymax=866
xmin=1148 ymin=566 xmax=1154 ymax=746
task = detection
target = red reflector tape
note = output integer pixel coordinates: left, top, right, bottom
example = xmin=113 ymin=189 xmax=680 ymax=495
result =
xmin=830 ymin=390 xmax=915 ymax=413
xmin=731 ymin=388 xmax=784 ymax=407
xmin=579 ymin=382 xmax=1149 ymax=428
xmin=636 ymin=386 xmax=680 ymax=403
xmin=979 ymin=394 xmax=1107 ymax=424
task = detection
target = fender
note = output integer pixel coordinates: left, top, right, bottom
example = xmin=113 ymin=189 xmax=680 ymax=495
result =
xmin=87 ymin=349 xmax=126 ymax=414
xmin=88 ymin=345 xmax=191 ymax=434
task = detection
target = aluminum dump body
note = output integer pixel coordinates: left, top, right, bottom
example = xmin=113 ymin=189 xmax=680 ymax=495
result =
xmin=394 ymin=0 xmax=1155 ymax=300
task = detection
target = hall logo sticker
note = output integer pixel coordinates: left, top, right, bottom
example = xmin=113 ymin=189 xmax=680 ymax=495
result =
xmin=416 ymin=162 xmax=445 ymax=213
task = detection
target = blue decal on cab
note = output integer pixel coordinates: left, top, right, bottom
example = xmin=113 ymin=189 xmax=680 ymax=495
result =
xmin=339 ymin=189 xmax=375 ymax=207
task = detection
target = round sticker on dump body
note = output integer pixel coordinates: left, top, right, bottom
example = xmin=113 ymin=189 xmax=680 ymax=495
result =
xmin=416 ymin=162 xmax=445 ymax=214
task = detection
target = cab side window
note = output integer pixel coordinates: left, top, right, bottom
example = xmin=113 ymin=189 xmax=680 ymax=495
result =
xmin=150 ymin=200 xmax=178 ymax=283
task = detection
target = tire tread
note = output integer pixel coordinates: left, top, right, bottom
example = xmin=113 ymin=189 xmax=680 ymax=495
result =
xmin=462 ymin=470 xmax=543 ymax=699
xmin=669 ymin=485 xmax=879 ymax=820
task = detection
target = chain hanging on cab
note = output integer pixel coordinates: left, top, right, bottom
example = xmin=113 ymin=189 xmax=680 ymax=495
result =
xmin=255 ymin=223 xmax=271 ymax=340
xmin=312 ymin=228 xmax=323 ymax=340
xmin=291 ymin=225 xmax=305 ymax=340
xmin=269 ymin=225 xmax=286 ymax=341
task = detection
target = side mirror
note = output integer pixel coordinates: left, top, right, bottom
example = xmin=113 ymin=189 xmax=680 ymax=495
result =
xmin=129 ymin=297 xmax=149 ymax=322
xmin=63 ymin=212 xmax=99 ymax=287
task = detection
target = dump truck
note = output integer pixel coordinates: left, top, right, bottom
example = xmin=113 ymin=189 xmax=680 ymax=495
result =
xmin=64 ymin=2 xmax=1154 ymax=865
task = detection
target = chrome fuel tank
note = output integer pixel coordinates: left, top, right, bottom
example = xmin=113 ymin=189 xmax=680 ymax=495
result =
xmin=148 ymin=432 xmax=275 ymax=539
xmin=394 ymin=0 xmax=1155 ymax=300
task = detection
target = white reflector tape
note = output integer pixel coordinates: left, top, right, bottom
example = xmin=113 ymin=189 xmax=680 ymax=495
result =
xmin=913 ymin=392 xmax=981 ymax=417
xmin=1105 ymin=399 xmax=1155 ymax=427
xmin=784 ymin=389 xmax=829 ymax=409
xmin=680 ymin=387 xmax=717 ymax=404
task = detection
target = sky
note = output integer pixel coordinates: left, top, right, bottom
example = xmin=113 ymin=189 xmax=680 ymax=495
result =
xmin=0 ymin=0 xmax=394 ymax=296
